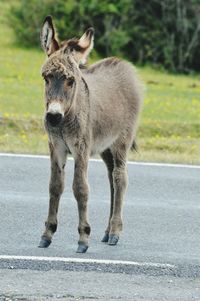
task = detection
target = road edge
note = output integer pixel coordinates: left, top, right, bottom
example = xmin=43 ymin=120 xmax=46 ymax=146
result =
xmin=1 ymin=153 xmax=200 ymax=169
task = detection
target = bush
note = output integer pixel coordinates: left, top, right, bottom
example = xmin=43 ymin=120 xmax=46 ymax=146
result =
xmin=8 ymin=0 xmax=200 ymax=72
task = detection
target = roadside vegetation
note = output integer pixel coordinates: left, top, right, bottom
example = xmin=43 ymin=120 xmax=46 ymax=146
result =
xmin=0 ymin=1 xmax=200 ymax=164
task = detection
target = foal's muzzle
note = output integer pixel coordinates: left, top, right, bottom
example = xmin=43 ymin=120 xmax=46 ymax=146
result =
xmin=46 ymin=112 xmax=63 ymax=127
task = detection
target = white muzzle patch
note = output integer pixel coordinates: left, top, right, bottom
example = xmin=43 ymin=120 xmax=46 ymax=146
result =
xmin=48 ymin=102 xmax=64 ymax=116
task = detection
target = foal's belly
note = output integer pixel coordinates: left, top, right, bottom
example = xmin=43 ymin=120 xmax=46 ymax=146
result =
xmin=90 ymin=135 xmax=117 ymax=155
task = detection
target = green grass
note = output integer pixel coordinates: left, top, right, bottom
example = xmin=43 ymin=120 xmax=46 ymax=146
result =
xmin=1 ymin=2 xmax=200 ymax=163
xmin=133 ymin=67 xmax=200 ymax=164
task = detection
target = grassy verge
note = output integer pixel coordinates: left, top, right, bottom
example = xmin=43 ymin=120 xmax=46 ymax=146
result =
xmin=1 ymin=2 xmax=200 ymax=164
xmin=133 ymin=66 xmax=200 ymax=164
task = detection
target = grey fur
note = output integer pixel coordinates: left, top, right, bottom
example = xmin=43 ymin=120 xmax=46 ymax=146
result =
xmin=39 ymin=16 xmax=143 ymax=252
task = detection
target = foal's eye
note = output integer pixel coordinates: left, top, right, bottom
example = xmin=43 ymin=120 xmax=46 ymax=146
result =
xmin=67 ymin=77 xmax=74 ymax=86
xmin=44 ymin=78 xmax=49 ymax=85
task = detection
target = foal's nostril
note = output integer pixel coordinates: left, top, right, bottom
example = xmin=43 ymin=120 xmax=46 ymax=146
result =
xmin=46 ymin=113 xmax=63 ymax=127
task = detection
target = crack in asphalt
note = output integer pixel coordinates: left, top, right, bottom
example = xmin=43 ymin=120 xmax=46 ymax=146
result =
xmin=0 ymin=294 xmax=123 ymax=301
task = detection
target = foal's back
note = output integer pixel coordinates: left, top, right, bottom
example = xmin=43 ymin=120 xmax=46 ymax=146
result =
xmin=83 ymin=57 xmax=143 ymax=152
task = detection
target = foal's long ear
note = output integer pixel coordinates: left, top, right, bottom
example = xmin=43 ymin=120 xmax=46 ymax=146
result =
xmin=40 ymin=16 xmax=59 ymax=56
xmin=69 ymin=28 xmax=94 ymax=64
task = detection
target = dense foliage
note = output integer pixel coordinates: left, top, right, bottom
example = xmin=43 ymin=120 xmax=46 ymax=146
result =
xmin=9 ymin=0 xmax=200 ymax=72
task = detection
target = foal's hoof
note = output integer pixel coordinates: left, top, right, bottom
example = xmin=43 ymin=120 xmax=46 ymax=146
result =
xmin=108 ymin=234 xmax=119 ymax=246
xmin=76 ymin=243 xmax=88 ymax=253
xmin=101 ymin=232 xmax=109 ymax=243
xmin=38 ymin=237 xmax=51 ymax=248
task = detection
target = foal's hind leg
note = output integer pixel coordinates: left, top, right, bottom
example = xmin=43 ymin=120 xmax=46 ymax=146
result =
xmin=108 ymin=144 xmax=128 ymax=245
xmin=100 ymin=149 xmax=114 ymax=243
xmin=39 ymin=141 xmax=67 ymax=248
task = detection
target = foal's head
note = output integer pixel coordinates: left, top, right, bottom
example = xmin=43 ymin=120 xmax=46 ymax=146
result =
xmin=40 ymin=16 xmax=94 ymax=127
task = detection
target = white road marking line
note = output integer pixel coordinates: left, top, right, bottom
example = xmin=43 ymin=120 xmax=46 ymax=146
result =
xmin=0 ymin=255 xmax=175 ymax=269
xmin=0 ymin=152 xmax=200 ymax=169
xmin=0 ymin=153 xmax=49 ymax=159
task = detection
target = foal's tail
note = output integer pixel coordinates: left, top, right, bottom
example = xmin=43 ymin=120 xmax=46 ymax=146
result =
xmin=131 ymin=140 xmax=138 ymax=152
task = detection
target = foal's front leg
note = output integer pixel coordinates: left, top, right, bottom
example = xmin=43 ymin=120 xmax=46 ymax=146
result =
xmin=39 ymin=142 xmax=67 ymax=248
xmin=73 ymin=155 xmax=90 ymax=253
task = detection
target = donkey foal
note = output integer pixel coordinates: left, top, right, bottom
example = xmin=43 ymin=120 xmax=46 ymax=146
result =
xmin=38 ymin=16 xmax=143 ymax=253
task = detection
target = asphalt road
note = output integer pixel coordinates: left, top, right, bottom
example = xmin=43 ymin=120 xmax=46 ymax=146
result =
xmin=0 ymin=153 xmax=200 ymax=300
